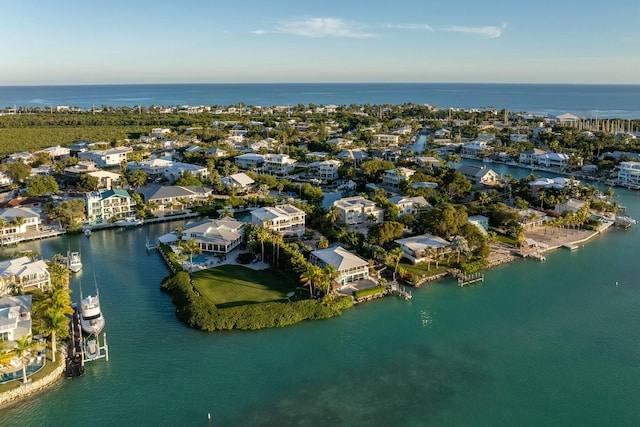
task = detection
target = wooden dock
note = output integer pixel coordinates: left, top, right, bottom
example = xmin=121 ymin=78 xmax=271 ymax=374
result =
xmin=450 ymin=269 xmax=485 ymax=287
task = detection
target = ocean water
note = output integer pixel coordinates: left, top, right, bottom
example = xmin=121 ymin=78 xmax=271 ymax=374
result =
xmin=1 ymin=83 xmax=640 ymax=119
xmin=1 ymin=176 xmax=640 ymax=426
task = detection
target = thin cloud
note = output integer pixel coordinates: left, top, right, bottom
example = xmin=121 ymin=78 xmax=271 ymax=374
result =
xmin=386 ymin=23 xmax=434 ymax=32
xmin=445 ymin=24 xmax=507 ymax=39
xmin=253 ymin=17 xmax=375 ymax=38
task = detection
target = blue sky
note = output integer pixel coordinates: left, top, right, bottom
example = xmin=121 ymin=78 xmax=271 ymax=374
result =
xmin=1 ymin=0 xmax=639 ymax=85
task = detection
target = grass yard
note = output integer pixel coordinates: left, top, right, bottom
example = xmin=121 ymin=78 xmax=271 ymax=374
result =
xmin=191 ymin=265 xmax=299 ymax=308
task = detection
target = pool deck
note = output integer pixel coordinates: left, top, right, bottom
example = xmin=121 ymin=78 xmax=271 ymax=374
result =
xmin=179 ymin=247 xmax=270 ymax=272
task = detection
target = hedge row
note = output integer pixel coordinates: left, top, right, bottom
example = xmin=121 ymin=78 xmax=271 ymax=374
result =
xmin=353 ymin=285 xmax=387 ymax=299
xmin=160 ymin=272 xmax=353 ymax=331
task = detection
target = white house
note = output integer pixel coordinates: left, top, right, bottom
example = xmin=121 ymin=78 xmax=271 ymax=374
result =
xmin=182 ymin=218 xmax=244 ymax=254
xmin=0 ymin=257 xmax=51 ymax=295
xmin=221 ymin=173 xmax=255 ymax=192
xmin=618 ymin=161 xmax=640 ymax=187
xmin=468 ymin=215 xmax=489 ymax=235
xmin=456 ymin=165 xmax=500 ymax=186
xmin=78 ymin=147 xmax=132 ymax=167
xmin=536 ymin=153 xmax=570 ymax=168
xmin=88 ymin=170 xmax=122 ymax=189
xmin=251 ymin=204 xmax=306 ymax=237
xmin=309 ymin=246 xmax=370 ymax=286
xmin=234 ymin=153 xmax=265 ymax=169
xmin=382 ymin=167 xmax=415 ymax=191
xmin=0 ymin=295 xmax=32 ymax=341
xmin=264 ymin=154 xmax=297 ymax=173
xmin=388 ymin=196 xmax=431 ymax=217
xmin=519 ymin=148 xmax=547 ymax=165
xmin=147 ymin=186 xmax=213 ymax=210
xmin=86 ymin=189 xmax=136 ymax=222
xmin=0 ymin=207 xmax=41 ymax=238
xmin=37 ymin=145 xmax=71 ymax=159
xmin=333 ymin=196 xmax=384 ymax=232
xmin=461 ymin=140 xmax=491 ymax=158
xmin=372 ymin=134 xmax=400 ymax=146
xmin=395 ymin=234 xmax=450 ymax=265
xmin=309 ymin=159 xmax=341 ymax=181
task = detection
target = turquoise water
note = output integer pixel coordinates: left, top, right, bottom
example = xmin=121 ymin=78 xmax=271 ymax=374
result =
xmin=1 ymin=189 xmax=640 ymax=425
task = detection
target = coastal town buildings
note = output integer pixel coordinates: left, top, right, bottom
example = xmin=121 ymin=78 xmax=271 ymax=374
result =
xmin=146 ymin=186 xmax=213 ymax=211
xmin=0 ymin=207 xmax=42 ymax=238
xmin=78 ymin=147 xmax=132 ymax=168
xmin=382 ymin=167 xmax=415 ymax=192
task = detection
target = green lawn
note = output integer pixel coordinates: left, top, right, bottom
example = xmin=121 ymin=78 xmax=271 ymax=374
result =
xmin=191 ymin=265 xmax=299 ymax=308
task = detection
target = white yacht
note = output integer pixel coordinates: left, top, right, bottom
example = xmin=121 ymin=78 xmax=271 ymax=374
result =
xmin=67 ymin=251 xmax=83 ymax=273
xmin=80 ymin=291 xmax=105 ymax=335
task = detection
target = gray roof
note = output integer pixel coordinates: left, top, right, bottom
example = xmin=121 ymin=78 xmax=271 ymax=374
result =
xmin=148 ymin=185 xmax=212 ymax=200
xmin=311 ymin=246 xmax=368 ymax=271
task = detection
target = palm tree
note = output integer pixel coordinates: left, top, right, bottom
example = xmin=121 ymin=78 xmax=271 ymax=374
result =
xmin=43 ymin=307 xmax=71 ymax=363
xmin=179 ymin=239 xmax=202 ymax=271
xmin=322 ymin=264 xmax=339 ymax=293
xmin=387 ymin=247 xmax=404 ymax=281
xmin=12 ymin=335 xmax=37 ymax=384
xmin=425 ymin=246 xmax=436 ymax=271
xmin=299 ymin=264 xmax=323 ymax=297
xmin=0 ymin=340 xmax=14 ymax=367
xmin=450 ymin=235 xmax=470 ymax=264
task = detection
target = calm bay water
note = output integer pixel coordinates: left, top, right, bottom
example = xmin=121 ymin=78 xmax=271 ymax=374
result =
xmin=2 ymin=83 xmax=640 ymax=119
xmin=0 ymin=182 xmax=639 ymax=426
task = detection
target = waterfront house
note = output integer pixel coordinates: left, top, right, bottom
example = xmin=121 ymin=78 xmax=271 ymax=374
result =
xmin=555 ymin=198 xmax=586 ymax=214
xmin=617 ymin=161 xmax=640 ymax=187
xmin=0 ymin=295 xmax=32 ymax=341
xmin=147 ymin=186 xmax=213 ymax=211
xmin=536 ymin=152 xmax=570 ymax=169
xmin=461 ymin=140 xmax=491 ymax=158
xmin=519 ymin=148 xmax=547 ymax=165
xmin=414 ymin=156 xmax=441 ymax=170
xmin=395 ymin=234 xmax=450 ymax=265
xmin=0 ymin=207 xmax=42 ymax=238
xmin=221 ymin=173 xmax=255 ymax=193
xmin=128 ymin=159 xmax=208 ymax=183
xmin=309 ymin=246 xmax=370 ymax=286
xmin=332 ymin=196 xmax=384 ymax=232
xmin=86 ymin=189 xmax=136 ymax=222
xmin=37 ymin=145 xmax=71 ymax=160
xmin=456 ymin=165 xmax=500 ymax=186
xmin=0 ymin=171 xmax=13 ymax=186
xmin=250 ymin=204 xmax=306 ymax=237
xmin=0 ymin=257 xmax=51 ymax=295
xmin=182 ymin=218 xmax=244 ymax=255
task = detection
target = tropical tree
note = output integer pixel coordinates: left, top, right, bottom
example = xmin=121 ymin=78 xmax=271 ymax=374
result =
xmin=299 ymin=264 xmax=323 ymax=297
xmin=387 ymin=247 xmax=404 ymax=281
xmin=450 ymin=235 xmax=470 ymax=263
xmin=316 ymin=236 xmax=329 ymax=249
xmin=12 ymin=335 xmax=37 ymax=384
xmin=322 ymin=264 xmax=339 ymax=293
xmin=127 ymin=170 xmax=148 ymax=189
xmin=179 ymin=238 xmax=202 ymax=271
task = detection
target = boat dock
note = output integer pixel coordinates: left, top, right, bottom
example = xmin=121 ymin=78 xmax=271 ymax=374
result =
xmin=66 ymin=305 xmax=109 ymax=379
xmin=450 ymin=269 xmax=485 ymax=287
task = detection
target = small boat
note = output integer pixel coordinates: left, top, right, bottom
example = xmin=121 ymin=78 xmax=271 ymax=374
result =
xmin=85 ymin=339 xmax=100 ymax=360
xmin=67 ymin=251 xmax=83 ymax=273
xmin=80 ymin=291 xmax=105 ymax=335
xmin=114 ymin=216 xmax=144 ymax=227
xmin=615 ymin=215 xmax=637 ymax=229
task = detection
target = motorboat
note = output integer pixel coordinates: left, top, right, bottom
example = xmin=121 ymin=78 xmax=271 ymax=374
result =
xmin=80 ymin=292 xmax=105 ymax=335
xmin=85 ymin=339 xmax=100 ymax=360
xmin=114 ymin=216 xmax=144 ymax=227
xmin=67 ymin=251 xmax=83 ymax=273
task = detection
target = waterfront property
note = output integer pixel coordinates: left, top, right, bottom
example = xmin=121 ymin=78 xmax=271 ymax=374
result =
xmin=382 ymin=167 xmax=415 ymax=192
xmin=0 ymin=257 xmax=51 ymax=295
xmin=617 ymin=161 xmax=640 ymax=187
xmin=86 ymin=189 xmax=136 ymax=222
xmin=221 ymin=172 xmax=255 ymax=192
xmin=309 ymin=246 xmax=370 ymax=286
xmin=251 ymin=204 xmax=306 ymax=237
xmin=395 ymin=234 xmax=451 ymax=265
xmin=78 ymin=146 xmax=132 ymax=168
xmin=0 ymin=295 xmax=32 ymax=341
xmin=456 ymin=164 xmax=500 ymax=186
xmin=182 ymin=217 xmax=245 ymax=255
xmin=0 ymin=207 xmax=42 ymax=239
xmin=147 ymin=185 xmax=213 ymax=211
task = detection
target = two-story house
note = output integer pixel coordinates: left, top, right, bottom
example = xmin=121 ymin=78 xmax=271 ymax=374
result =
xmin=86 ymin=189 xmax=136 ymax=222
xmin=250 ymin=204 xmax=306 ymax=237
xmin=333 ymin=196 xmax=384 ymax=232
xmin=309 ymin=246 xmax=370 ymax=286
